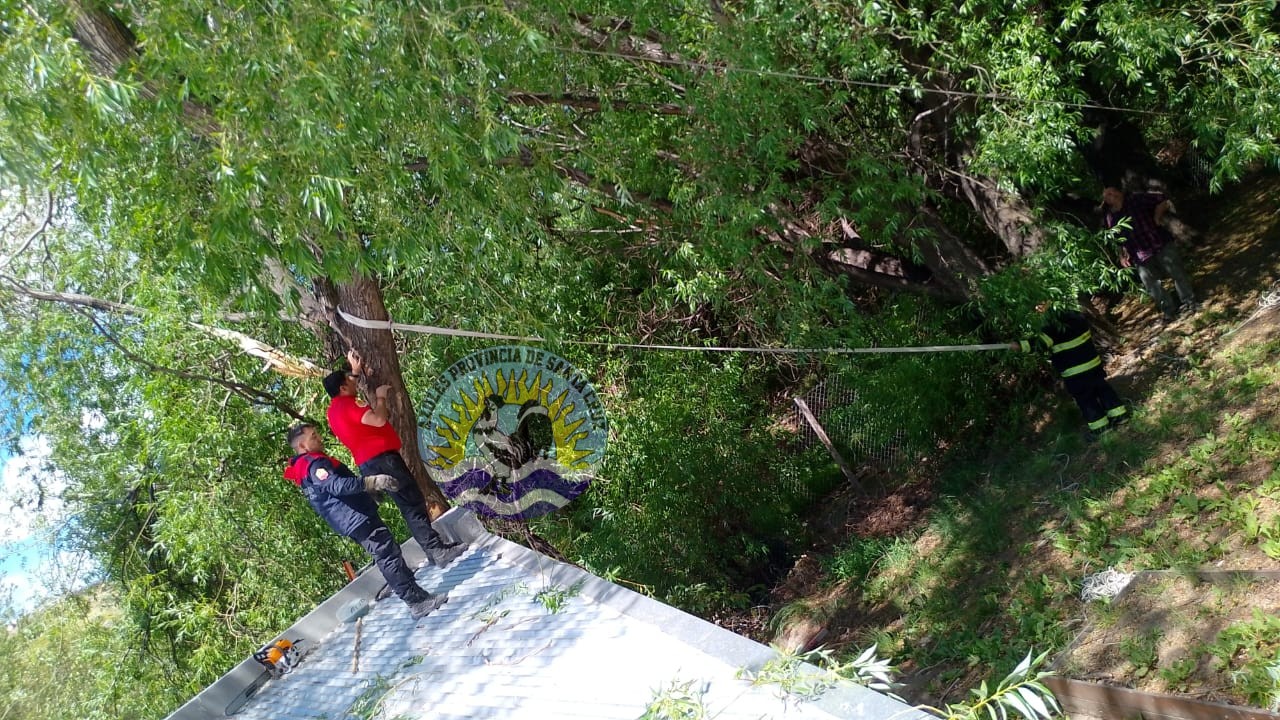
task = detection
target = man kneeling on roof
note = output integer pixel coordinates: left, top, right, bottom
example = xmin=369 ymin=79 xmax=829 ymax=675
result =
xmin=285 ymin=423 xmax=447 ymax=619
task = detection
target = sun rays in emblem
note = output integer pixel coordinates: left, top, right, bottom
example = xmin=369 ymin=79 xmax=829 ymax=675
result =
xmin=426 ymin=367 xmax=594 ymax=473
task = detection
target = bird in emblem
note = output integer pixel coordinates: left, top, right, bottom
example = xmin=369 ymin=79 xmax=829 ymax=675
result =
xmin=471 ymin=395 xmax=554 ymax=494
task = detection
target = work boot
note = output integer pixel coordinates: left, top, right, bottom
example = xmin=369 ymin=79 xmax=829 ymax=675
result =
xmin=425 ymin=543 xmax=467 ymax=568
xmin=407 ymin=593 xmax=448 ymax=618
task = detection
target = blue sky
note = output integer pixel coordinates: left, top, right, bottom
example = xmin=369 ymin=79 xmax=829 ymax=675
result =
xmin=0 ymin=440 xmax=83 ymax=617
xmin=1 ymin=535 xmax=52 ymax=615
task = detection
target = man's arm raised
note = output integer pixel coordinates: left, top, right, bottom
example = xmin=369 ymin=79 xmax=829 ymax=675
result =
xmin=360 ymin=384 xmax=393 ymax=428
xmin=347 ymin=348 xmax=392 ymax=428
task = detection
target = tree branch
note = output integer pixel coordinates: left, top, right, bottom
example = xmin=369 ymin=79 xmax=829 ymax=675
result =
xmin=0 ymin=188 xmax=55 ymax=274
xmin=0 ymin=275 xmax=325 ymax=378
xmin=73 ymin=308 xmax=311 ymax=423
xmin=506 ymin=91 xmax=690 ymax=116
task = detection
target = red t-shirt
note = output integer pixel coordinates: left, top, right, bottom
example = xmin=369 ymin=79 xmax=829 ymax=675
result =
xmin=327 ymin=395 xmax=401 ymax=465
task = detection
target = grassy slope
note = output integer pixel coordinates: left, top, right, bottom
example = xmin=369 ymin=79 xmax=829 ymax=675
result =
xmin=770 ymin=173 xmax=1280 ymax=708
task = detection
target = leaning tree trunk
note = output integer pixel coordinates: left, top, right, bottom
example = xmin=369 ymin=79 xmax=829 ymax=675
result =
xmin=334 ymin=273 xmax=450 ymax=518
xmin=908 ymin=206 xmax=993 ymax=297
xmin=953 ymin=172 xmax=1046 ymax=258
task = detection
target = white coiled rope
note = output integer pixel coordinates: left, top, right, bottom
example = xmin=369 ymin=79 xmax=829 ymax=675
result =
xmin=1080 ymin=568 xmax=1135 ymax=603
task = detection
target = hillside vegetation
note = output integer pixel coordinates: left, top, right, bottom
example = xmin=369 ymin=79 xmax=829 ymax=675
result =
xmin=762 ymin=173 xmax=1280 ymax=710
xmin=1 ymin=2 xmax=1278 ymax=718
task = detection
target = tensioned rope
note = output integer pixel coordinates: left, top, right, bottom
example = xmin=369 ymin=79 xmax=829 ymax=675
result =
xmin=338 ymin=310 xmax=1014 ymax=355
xmin=559 ymin=46 xmax=1169 ymax=117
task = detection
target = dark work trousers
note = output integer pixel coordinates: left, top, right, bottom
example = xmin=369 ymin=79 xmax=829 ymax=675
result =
xmin=350 ymin=523 xmax=429 ymax=603
xmin=358 ymin=451 xmax=447 ymax=551
xmin=1135 ymin=243 xmax=1195 ymax=317
xmin=1063 ymin=368 xmax=1127 ymax=432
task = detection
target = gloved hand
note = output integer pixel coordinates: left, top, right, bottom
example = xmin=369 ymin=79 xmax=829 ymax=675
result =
xmin=363 ymin=474 xmax=399 ymax=493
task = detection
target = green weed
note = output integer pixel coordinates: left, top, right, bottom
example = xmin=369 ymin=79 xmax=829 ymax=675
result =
xmin=827 ymin=536 xmax=895 ymax=582
xmin=638 ymin=679 xmax=707 ymax=720
xmin=1118 ymin=629 xmax=1161 ymax=679
xmin=1159 ymin=657 xmax=1198 ymax=690
xmin=533 ymin=580 xmax=584 ymax=614
xmin=916 ymin=650 xmax=1060 ymax=720
xmin=738 ymin=644 xmax=901 ymax=700
xmin=346 ymin=676 xmax=392 ymax=720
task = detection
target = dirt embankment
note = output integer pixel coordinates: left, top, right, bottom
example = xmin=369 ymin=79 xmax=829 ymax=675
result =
xmin=746 ymin=172 xmax=1280 ymax=709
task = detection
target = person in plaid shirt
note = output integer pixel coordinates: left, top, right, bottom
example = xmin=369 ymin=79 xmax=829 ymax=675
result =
xmin=1102 ymin=186 xmax=1197 ymax=321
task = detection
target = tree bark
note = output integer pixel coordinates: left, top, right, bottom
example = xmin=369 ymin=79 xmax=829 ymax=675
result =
xmin=760 ymin=207 xmax=962 ymax=301
xmin=894 ymin=50 xmax=1049 ymax=263
xmin=333 ymin=273 xmax=450 ymax=517
xmin=567 ymin=12 xmax=684 ymax=66
xmin=68 ymin=3 xmax=135 ymax=81
xmin=263 ymin=257 xmax=348 ymax=361
xmin=908 ymin=206 xmax=993 ymax=297
xmin=69 ymin=2 xmax=215 ymax=133
xmin=952 ymin=172 xmax=1046 ymax=259
xmin=816 ymin=247 xmax=957 ymax=299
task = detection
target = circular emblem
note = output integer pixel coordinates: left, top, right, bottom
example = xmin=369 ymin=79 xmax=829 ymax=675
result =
xmin=418 ymin=346 xmax=607 ymax=519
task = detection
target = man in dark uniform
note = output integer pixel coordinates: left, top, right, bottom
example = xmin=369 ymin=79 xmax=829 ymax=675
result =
xmin=1017 ymin=307 xmax=1128 ymax=436
xmin=284 ymin=423 xmax=447 ymax=618
xmin=323 ymin=351 xmax=464 ymax=568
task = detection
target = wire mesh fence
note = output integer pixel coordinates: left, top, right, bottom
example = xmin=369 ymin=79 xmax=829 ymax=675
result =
xmin=781 ymin=378 xmax=923 ymax=497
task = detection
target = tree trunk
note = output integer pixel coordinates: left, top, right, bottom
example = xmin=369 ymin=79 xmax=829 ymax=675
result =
xmin=953 ymin=173 xmax=1046 ymax=259
xmin=760 ymin=209 xmax=964 ymax=301
xmin=816 ymin=247 xmax=958 ymax=299
xmin=897 ymin=63 xmax=1048 ymax=264
xmin=68 ymin=3 xmax=135 ymax=79
xmin=566 ymin=12 xmax=684 ymax=66
xmin=333 ymin=273 xmax=450 ymax=518
xmin=70 ymin=2 xmax=214 ymax=132
xmin=908 ymin=206 xmax=993 ymax=298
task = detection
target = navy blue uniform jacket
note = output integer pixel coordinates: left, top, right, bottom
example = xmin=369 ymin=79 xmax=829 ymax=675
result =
xmin=284 ymin=452 xmax=378 ymax=538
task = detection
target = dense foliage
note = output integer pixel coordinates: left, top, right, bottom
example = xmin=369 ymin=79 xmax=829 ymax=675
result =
xmin=0 ymin=0 xmax=1277 ymax=717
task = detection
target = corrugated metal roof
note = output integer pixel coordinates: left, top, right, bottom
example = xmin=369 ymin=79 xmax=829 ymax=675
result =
xmin=166 ymin=509 xmax=929 ymax=720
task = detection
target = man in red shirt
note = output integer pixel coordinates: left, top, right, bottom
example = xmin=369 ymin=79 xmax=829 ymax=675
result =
xmin=324 ymin=351 xmax=465 ymax=568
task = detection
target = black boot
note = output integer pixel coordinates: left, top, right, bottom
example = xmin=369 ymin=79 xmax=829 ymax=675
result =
xmin=425 ymin=543 xmax=467 ymax=567
xmin=407 ymin=593 xmax=448 ymax=618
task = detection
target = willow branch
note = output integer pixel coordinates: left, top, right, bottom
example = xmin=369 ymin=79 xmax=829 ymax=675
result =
xmin=74 ymin=308 xmax=312 ymax=422
xmin=0 ymin=189 xmax=55 ymax=273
